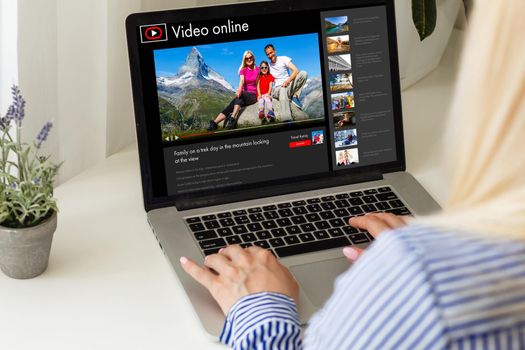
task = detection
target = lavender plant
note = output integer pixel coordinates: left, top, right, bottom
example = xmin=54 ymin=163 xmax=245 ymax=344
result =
xmin=0 ymin=86 xmax=59 ymax=228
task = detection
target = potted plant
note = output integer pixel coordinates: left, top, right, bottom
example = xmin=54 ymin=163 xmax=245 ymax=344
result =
xmin=0 ymin=86 xmax=59 ymax=279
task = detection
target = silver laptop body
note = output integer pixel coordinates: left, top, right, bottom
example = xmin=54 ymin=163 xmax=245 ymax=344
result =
xmin=126 ymin=0 xmax=440 ymax=337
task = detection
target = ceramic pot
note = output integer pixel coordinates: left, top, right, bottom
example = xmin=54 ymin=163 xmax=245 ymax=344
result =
xmin=0 ymin=212 xmax=57 ymax=279
xmin=395 ymin=0 xmax=462 ymax=89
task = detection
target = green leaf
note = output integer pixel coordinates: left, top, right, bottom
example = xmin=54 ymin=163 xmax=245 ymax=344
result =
xmin=412 ymin=0 xmax=437 ymax=41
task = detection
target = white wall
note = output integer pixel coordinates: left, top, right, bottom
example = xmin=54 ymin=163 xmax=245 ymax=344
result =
xmin=0 ymin=0 xmax=18 ymax=110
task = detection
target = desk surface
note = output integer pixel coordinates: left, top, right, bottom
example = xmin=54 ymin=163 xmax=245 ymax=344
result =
xmin=0 ymin=32 xmax=462 ymax=350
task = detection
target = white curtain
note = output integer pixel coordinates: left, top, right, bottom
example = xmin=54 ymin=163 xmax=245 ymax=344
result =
xmin=17 ymin=0 xmax=240 ymax=184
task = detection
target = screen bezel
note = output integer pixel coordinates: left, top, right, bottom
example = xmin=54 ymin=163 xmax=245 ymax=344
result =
xmin=126 ymin=0 xmax=405 ymax=212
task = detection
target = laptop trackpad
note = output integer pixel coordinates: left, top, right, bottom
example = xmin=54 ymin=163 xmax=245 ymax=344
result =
xmin=290 ymin=258 xmax=350 ymax=307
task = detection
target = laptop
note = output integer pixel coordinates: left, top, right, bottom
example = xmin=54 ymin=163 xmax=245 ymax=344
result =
xmin=126 ymin=0 xmax=440 ymax=337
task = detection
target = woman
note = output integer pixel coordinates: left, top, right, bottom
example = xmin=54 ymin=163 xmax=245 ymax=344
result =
xmin=208 ymin=50 xmax=259 ymax=131
xmin=185 ymin=1 xmax=525 ymax=348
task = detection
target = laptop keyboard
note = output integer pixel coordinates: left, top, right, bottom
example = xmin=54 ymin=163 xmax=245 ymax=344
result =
xmin=185 ymin=186 xmax=411 ymax=258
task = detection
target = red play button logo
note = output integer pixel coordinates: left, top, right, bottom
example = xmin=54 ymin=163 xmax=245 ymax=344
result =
xmin=140 ymin=23 xmax=168 ymax=43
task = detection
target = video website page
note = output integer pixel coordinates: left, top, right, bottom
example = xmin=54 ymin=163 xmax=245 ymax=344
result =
xmin=141 ymin=5 xmax=396 ymax=196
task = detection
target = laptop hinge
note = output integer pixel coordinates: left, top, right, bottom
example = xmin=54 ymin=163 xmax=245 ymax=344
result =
xmin=175 ymin=171 xmax=383 ymax=211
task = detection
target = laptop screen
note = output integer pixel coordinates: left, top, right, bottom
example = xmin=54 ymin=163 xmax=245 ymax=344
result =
xmin=127 ymin=0 xmax=404 ymax=209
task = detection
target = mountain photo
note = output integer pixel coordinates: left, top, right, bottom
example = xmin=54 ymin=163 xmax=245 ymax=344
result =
xmin=325 ymin=16 xmax=349 ymax=35
xmin=154 ymin=34 xmax=325 ymax=143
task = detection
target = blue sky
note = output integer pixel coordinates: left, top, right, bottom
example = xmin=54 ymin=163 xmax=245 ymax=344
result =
xmin=154 ymin=33 xmax=322 ymax=88
xmin=326 ymin=16 xmax=347 ymax=25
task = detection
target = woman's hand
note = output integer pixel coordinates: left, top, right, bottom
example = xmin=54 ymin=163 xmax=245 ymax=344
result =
xmin=235 ymin=89 xmax=242 ymax=98
xmin=180 ymin=245 xmax=299 ymax=315
xmin=342 ymin=213 xmax=409 ymax=262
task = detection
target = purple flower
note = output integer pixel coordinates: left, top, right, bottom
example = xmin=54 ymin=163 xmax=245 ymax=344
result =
xmin=1 ymin=105 xmax=15 ymax=130
xmin=11 ymin=85 xmax=26 ymax=127
xmin=36 ymin=122 xmax=53 ymax=148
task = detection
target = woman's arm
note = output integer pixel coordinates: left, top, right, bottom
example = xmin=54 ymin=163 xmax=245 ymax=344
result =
xmin=236 ymin=75 xmax=245 ymax=98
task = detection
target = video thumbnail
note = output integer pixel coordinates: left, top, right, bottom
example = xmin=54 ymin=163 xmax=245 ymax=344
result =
xmin=154 ymin=33 xmax=325 ymax=143
xmin=327 ymin=35 xmax=350 ymax=54
xmin=334 ymin=111 xmax=356 ymax=129
xmin=335 ymin=148 xmax=359 ymax=167
xmin=331 ymin=91 xmax=354 ymax=111
xmin=328 ymin=54 xmax=351 ymax=72
xmin=334 ymin=128 xmax=358 ymax=148
xmin=330 ymin=73 xmax=353 ymax=92
xmin=325 ymin=16 xmax=349 ymax=35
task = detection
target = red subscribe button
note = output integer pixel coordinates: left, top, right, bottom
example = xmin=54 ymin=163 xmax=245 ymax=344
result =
xmin=289 ymin=140 xmax=312 ymax=148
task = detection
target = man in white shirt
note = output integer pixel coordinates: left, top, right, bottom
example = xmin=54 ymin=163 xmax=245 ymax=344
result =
xmin=264 ymin=44 xmax=308 ymax=122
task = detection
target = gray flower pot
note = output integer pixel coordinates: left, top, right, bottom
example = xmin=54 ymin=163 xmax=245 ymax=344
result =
xmin=0 ymin=212 xmax=57 ymax=279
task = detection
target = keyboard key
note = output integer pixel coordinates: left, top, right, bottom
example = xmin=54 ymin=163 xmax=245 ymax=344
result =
xmin=335 ymin=200 xmax=350 ymax=208
xmin=349 ymin=191 xmax=364 ymax=197
xmin=315 ymin=221 xmax=330 ymax=230
xmin=362 ymin=196 xmax=377 ymax=204
xmin=278 ymin=208 xmax=294 ymax=217
xmin=262 ymin=220 xmax=278 ymax=230
xmin=204 ymin=220 xmax=220 ymax=229
xmin=232 ymin=225 xmax=248 ymax=235
xmin=321 ymin=202 xmax=336 ymax=210
xmin=291 ymin=216 xmax=307 ymax=225
xmin=248 ymin=207 xmax=262 ymax=213
xmin=349 ymin=233 xmax=370 ymax=244
xmin=249 ymin=213 xmax=265 ymax=222
xmin=234 ymin=216 xmax=250 ymax=225
xmin=277 ymin=203 xmax=292 ymax=208
xmin=378 ymin=186 xmax=392 ymax=193
xmin=284 ymin=235 xmax=301 ymax=245
xmin=375 ymin=202 xmax=391 ymax=210
xmin=349 ymin=198 xmax=364 ymax=206
xmin=319 ymin=211 xmax=336 ymax=220
xmin=305 ymin=213 xmax=321 ymax=222
xmin=313 ymin=230 xmax=330 ymax=240
xmin=226 ymin=235 xmax=242 ymax=244
xmin=387 ymin=207 xmax=412 ymax=216
xmin=240 ymin=233 xmax=257 ymax=242
xmin=364 ymin=189 xmax=378 ymax=195
xmin=329 ymin=218 xmax=346 ymax=227
xmin=342 ymin=226 xmax=359 ymax=235
xmin=335 ymin=193 xmax=349 ymax=199
xmin=189 ymin=223 xmax=206 ymax=232
xmin=217 ymin=212 xmax=232 ymax=218
xmin=253 ymin=240 xmax=271 ymax=249
xmin=348 ymin=207 xmax=364 ymax=215
xmin=307 ymin=198 xmax=321 ymax=204
xmin=292 ymin=200 xmax=306 ymax=206
xmin=334 ymin=209 xmax=348 ymax=217
xmin=376 ymin=192 xmax=398 ymax=201
xmin=217 ymin=228 xmax=233 ymax=237
xmin=275 ymin=237 xmax=350 ymax=258
xmin=256 ymin=231 xmax=272 ymax=240
xmin=219 ymin=218 xmax=235 ymax=227
xmin=299 ymin=233 xmax=315 ymax=242
xmin=203 ymin=248 xmax=220 ymax=256
xmin=262 ymin=205 xmax=277 ymax=211
xmin=194 ymin=230 xmax=217 ymax=241
xmin=269 ymin=238 xmax=285 ymax=247
xmin=202 ymin=214 xmax=217 ymax=221
xmin=328 ymin=228 xmax=344 ymax=237
xmin=389 ymin=200 xmax=404 ymax=208
xmin=233 ymin=210 xmax=247 ymax=216
xmin=285 ymin=226 xmax=301 ymax=235
xmin=240 ymin=243 xmax=252 ymax=248
xmin=186 ymin=217 xmax=201 ymax=223
xmin=321 ymin=195 xmax=335 ymax=202
xmin=264 ymin=211 xmax=279 ymax=220
xmin=292 ymin=206 xmax=308 ymax=215
xmin=199 ymin=238 xmax=226 ymax=250
xmin=361 ymin=204 xmax=377 ymax=213
xmin=247 ymin=223 xmax=263 ymax=232
xmin=276 ymin=218 xmax=293 ymax=227
xmin=306 ymin=204 xmax=322 ymax=212
xmin=270 ymin=228 xmax=287 ymax=237
xmin=300 ymin=223 xmax=316 ymax=232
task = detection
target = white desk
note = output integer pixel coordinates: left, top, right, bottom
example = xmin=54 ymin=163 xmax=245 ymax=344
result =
xmin=0 ymin=31 xmax=462 ymax=350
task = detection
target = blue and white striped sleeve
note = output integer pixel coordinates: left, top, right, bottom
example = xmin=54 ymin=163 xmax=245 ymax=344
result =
xmin=219 ymin=292 xmax=302 ymax=349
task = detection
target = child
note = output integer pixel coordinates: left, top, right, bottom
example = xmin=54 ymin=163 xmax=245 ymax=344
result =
xmin=256 ymin=61 xmax=276 ymax=123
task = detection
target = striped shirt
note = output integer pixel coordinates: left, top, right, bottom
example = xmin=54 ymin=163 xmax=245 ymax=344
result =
xmin=219 ymin=225 xmax=525 ymax=349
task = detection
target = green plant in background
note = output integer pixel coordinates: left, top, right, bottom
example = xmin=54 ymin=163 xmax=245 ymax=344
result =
xmin=0 ymin=86 xmax=59 ymax=228
xmin=412 ymin=0 xmax=468 ymax=40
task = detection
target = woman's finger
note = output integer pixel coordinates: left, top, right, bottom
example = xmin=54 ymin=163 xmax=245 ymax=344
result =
xmin=180 ymin=256 xmax=216 ymax=290
xmin=348 ymin=215 xmax=392 ymax=235
xmin=370 ymin=212 xmax=409 ymax=229
xmin=342 ymin=246 xmax=364 ymax=262
xmin=218 ymin=244 xmax=247 ymax=262
xmin=204 ymin=253 xmax=235 ymax=275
